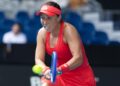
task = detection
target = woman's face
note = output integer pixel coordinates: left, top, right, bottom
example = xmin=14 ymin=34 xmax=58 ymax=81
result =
xmin=40 ymin=13 xmax=59 ymax=32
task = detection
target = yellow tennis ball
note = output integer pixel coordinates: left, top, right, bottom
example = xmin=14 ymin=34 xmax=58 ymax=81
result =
xmin=32 ymin=65 xmax=43 ymax=75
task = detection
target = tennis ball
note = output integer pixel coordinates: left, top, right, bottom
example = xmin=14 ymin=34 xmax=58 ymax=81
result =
xmin=32 ymin=65 xmax=43 ymax=75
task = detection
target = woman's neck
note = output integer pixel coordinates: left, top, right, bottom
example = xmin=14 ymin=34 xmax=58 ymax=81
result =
xmin=51 ymin=22 xmax=61 ymax=37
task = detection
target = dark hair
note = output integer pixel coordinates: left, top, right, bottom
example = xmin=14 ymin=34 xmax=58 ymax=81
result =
xmin=44 ymin=1 xmax=61 ymax=11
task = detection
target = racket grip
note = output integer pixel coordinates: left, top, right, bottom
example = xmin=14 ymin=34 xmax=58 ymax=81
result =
xmin=57 ymin=71 xmax=62 ymax=75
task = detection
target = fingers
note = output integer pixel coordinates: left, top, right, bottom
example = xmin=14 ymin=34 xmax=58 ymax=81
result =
xmin=44 ymin=69 xmax=51 ymax=80
xmin=57 ymin=68 xmax=62 ymax=75
xmin=44 ymin=74 xmax=51 ymax=80
xmin=43 ymin=69 xmax=62 ymax=80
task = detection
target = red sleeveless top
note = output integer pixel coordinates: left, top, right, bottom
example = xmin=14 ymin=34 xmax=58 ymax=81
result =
xmin=45 ymin=21 xmax=96 ymax=86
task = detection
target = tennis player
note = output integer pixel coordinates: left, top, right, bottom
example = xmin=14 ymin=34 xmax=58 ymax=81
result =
xmin=35 ymin=1 xmax=96 ymax=86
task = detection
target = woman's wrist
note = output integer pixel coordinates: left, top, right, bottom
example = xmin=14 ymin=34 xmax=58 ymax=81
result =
xmin=57 ymin=63 xmax=70 ymax=74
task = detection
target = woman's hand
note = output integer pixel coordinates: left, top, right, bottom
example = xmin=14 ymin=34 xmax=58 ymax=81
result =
xmin=43 ymin=68 xmax=51 ymax=80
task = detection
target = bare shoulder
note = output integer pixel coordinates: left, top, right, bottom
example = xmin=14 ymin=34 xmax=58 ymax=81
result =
xmin=38 ymin=27 xmax=46 ymax=35
xmin=64 ymin=22 xmax=79 ymax=37
xmin=37 ymin=27 xmax=47 ymax=41
xmin=62 ymin=22 xmax=80 ymax=43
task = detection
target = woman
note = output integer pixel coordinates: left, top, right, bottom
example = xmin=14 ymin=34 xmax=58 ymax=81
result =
xmin=35 ymin=1 xmax=96 ymax=86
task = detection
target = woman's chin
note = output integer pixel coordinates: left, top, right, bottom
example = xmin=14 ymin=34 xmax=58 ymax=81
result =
xmin=45 ymin=28 xmax=51 ymax=32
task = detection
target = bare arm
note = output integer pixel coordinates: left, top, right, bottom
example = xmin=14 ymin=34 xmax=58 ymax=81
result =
xmin=64 ymin=23 xmax=83 ymax=70
xmin=35 ymin=29 xmax=48 ymax=69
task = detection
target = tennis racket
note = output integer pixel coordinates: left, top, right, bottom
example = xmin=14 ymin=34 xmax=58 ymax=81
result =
xmin=50 ymin=51 xmax=57 ymax=83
